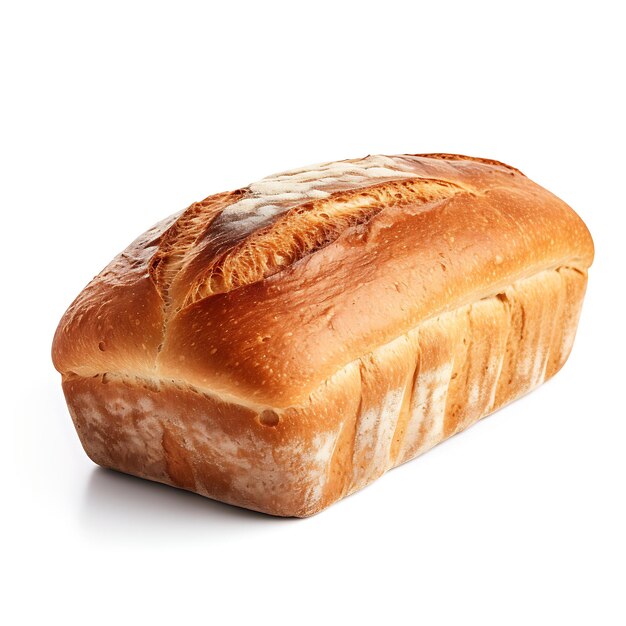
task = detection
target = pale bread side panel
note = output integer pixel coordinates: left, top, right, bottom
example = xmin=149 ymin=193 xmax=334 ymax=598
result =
xmin=63 ymin=372 xmax=356 ymax=517
xmin=344 ymin=266 xmax=588 ymax=496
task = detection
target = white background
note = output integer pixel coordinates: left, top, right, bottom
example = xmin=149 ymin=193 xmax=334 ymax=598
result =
xmin=2 ymin=1 xmax=624 ymax=624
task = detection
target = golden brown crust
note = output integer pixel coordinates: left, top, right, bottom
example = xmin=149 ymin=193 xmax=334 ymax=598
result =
xmin=52 ymin=154 xmax=594 ymax=410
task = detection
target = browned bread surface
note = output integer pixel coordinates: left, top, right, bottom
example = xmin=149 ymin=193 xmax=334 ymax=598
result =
xmin=52 ymin=153 xmax=594 ymax=516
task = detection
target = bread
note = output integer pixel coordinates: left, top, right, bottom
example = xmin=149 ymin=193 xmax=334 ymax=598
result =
xmin=52 ymin=153 xmax=594 ymax=517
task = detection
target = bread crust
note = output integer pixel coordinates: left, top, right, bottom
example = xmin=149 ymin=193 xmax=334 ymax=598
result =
xmin=52 ymin=153 xmax=594 ymax=516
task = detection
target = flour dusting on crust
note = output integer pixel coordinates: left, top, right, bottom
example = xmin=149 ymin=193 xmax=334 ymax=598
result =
xmin=216 ymin=155 xmax=420 ymax=235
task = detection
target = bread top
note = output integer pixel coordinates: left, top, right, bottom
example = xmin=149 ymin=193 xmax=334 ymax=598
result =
xmin=52 ymin=154 xmax=594 ymax=408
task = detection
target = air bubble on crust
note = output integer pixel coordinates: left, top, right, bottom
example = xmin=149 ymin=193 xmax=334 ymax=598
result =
xmin=259 ymin=410 xmax=280 ymax=427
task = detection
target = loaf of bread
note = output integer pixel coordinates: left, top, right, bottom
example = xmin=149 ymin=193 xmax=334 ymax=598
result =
xmin=52 ymin=153 xmax=594 ymax=516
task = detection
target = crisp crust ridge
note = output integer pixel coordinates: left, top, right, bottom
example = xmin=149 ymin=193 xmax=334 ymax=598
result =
xmin=185 ymin=177 xmax=470 ymax=301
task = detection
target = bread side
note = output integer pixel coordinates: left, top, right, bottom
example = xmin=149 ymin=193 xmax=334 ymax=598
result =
xmin=61 ymin=264 xmax=587 ymax=517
